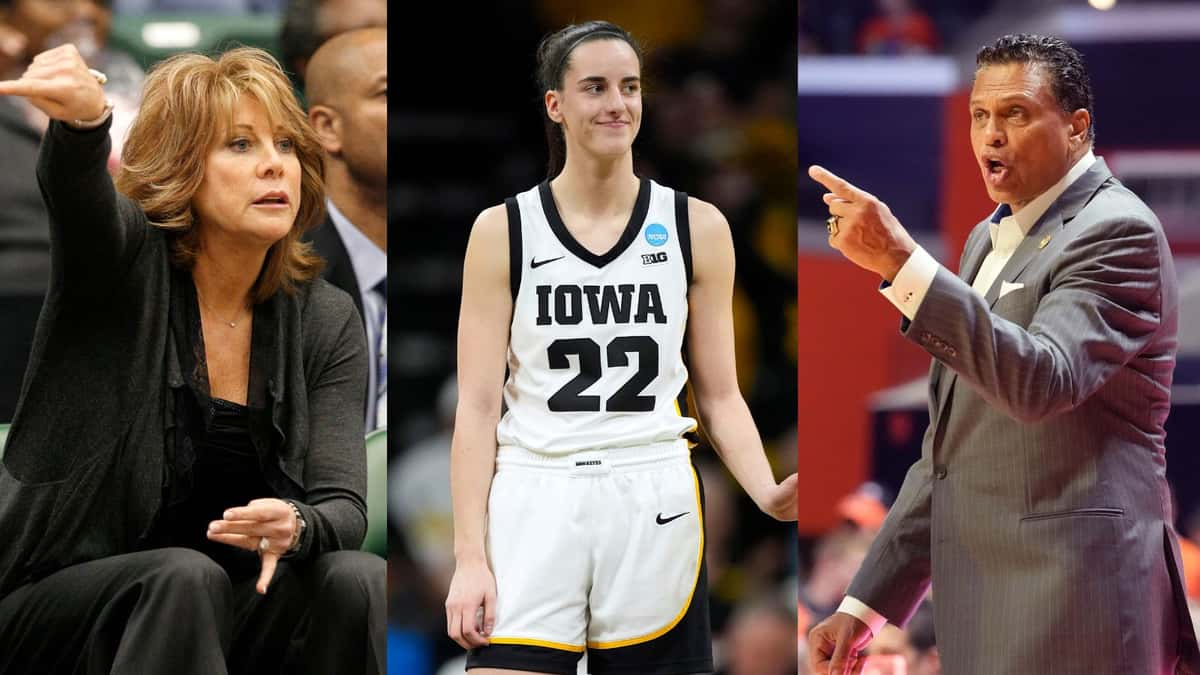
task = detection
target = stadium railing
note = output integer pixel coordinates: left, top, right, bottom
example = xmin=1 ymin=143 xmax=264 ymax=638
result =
xmin=109 ymin=12 xmax=282 ymax=71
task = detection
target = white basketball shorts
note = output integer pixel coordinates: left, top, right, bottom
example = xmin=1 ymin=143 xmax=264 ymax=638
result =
xmin=466 ymin=439 xmax=712 ymax=674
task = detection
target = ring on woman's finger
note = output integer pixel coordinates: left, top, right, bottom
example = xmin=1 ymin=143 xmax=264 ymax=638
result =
xmin=87 ymin=68 xmax=107 ymax=85
xmin=826 ymin=215 xmax=840 ymax=236
xmin=258 ymin=536 xmax=270 ymax=555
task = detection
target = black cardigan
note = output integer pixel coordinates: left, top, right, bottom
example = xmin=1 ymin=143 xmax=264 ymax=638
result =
xmin=0 ymin=117 xmax=369 ymax=599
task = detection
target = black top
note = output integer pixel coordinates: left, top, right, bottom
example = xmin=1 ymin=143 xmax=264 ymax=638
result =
xmin=0 ymin=117 xmax=370 ymax=599
xmin=163 ymin=396 xmax=269 ymax=576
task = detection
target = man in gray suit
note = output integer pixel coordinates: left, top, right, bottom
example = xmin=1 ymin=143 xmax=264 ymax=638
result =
xmin=805 ymin=34 xmax=1200 ymax=675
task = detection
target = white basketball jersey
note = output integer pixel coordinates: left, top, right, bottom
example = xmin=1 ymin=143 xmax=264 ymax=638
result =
xmin=495 ymin=178 xmax=698 ymax=456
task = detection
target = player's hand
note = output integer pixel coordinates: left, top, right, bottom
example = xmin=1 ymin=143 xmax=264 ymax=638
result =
xmin=808 ymin=165 xmax=917 ymax=282
xmin=445 ymin=555 xmax=497 ymax=650
xmin=207 ymin=497 xmax=299 ymax=594
xmin=808 ymin=611 xmax=874 ymax=675
xmin=758 ymin=472 xmax=799 ymax=521
xmin=0 ymin=43 xmax=106 ymax=123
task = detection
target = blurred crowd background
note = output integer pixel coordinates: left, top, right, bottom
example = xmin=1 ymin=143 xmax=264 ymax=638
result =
xmin=797 ymin=1 xmax=1200 ymax=673
xmin=390 ymin=1 xmax=799 ymax=673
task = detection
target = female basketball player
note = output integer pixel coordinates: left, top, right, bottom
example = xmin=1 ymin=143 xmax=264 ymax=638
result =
xmin=445 ymin=21 xmax=798 ymax=675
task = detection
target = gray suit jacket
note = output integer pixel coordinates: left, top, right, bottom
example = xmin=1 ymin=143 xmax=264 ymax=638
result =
xmin=846 ymin=159 xmax=1200 ymax=674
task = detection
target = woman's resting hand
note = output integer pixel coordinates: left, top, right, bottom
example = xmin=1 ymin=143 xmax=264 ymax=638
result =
xmin=207 ymin=497 xmax=300 ymax=594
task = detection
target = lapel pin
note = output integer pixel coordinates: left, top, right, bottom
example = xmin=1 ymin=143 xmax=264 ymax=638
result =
xmin=1038 ymin=234 xmax=1052 ymax=250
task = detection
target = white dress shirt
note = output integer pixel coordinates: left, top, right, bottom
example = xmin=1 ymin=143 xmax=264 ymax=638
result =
xmin=326 ymin=198 xmax=387 ymax=431
xmin=841 ymin=150 xmax=1097 ymax=635
xmin=880 ymin=150 xmax=1096 ymax=319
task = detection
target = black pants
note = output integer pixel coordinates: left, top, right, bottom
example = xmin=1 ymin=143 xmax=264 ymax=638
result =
xmin=0 ymin=547 xmax=386 ymax=674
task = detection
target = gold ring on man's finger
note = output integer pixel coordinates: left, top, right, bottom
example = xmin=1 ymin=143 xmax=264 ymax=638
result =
xmin=826 ymin=215 xmax=840 ymax=236
xmin=87 ymin=68 xmax=107 ymax=85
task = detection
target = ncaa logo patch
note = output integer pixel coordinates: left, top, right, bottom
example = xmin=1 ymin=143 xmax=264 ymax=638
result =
xmin=644 ymin=223 xmax=669 ymax=247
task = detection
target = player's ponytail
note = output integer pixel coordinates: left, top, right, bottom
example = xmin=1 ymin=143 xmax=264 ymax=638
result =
xmin=535 ymin=21 xmax=643 ymax=178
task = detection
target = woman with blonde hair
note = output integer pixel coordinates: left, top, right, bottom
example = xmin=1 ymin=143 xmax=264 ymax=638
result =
xmin=0 ymin=43 xmax=383 ymax=674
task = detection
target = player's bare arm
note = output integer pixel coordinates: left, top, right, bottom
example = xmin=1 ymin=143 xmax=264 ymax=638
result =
xmin=685 ymin=197 xmax=798 ymax=522
xmin=445 ymin=204 xmax=511 ymax=650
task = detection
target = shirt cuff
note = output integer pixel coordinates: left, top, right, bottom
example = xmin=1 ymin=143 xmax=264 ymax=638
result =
xmin=878 ymin=246 xmax=940 ymax=320
xmin=836 ymin=596 xmax=888 ymax=637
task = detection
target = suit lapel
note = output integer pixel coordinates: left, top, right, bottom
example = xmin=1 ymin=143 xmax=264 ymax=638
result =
xmin=927 ymin=158 xmax=1114 ymax=448
xmin=981 ymin=209 xmax=1060 ymax=307
xmin=983 ymin=159 xmax=1113 ymax=307
xmin=958 ymin=222 xmax=994 ymax=291
xmin=311 ymin=215 xmax=365 ymax=322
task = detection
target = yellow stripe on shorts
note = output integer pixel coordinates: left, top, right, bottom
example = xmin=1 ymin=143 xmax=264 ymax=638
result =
xmin=587 ymin=464 xmax=704 ymax=649
xmin=488 ymin=636 xmax=586 ymax=653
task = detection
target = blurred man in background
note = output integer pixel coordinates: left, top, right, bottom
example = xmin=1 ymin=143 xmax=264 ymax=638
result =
xmin=864 ymin=600 xmax=938 ymax=675
xmin=305 ymin=26 xmax=387 ymax=431
xmin=799 ymin=526 xmax=872 ymax=625
xmin=855 ymin=0 xmax=939 ymax=55
xmin=0 ymin=0 xmax=140 ymax=294
xmin=280 ymin=0 xmax=384 ymax=91
xmin=717 ymin=596 xmax=800 ymax=675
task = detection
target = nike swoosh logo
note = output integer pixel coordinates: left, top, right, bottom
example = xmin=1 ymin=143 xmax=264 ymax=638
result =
xmin=656 ymin=512 xmax=689 ymax=525
xmin=530 ymin=256 xmax=565 ymax=269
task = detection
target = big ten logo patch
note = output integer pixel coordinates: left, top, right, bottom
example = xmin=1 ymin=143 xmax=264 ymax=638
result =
xmin=642 ymin=252 xmax=668 ymax=265
xmin=644 ymin=223 xmax=669 ymax=247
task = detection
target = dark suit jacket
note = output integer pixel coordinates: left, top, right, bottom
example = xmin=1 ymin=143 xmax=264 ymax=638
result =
xmin=308 ymin=214 xmax=365 ymax=328
xmin=0 ymin=118 xmax=369 ymax=600
xmin=847 ymin=159 xmax=1200 ymax=674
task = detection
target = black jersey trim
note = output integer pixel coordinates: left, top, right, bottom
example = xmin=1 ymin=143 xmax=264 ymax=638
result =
xmin=467 ymin=643 xmax=581 ymax=674
xmin=505 ymin=197 xmax=522 ymax=301
xmin=677 ymin=382 xmax=701 ymax=447
xmin=537 ymin=178 xmax=650 ymax=269
xmin=674 ymin=190 xmax=693 ymax=286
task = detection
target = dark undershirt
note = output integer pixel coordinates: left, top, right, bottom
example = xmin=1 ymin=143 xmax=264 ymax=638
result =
xmin=167 ymin=396 xmax=273 ymax=576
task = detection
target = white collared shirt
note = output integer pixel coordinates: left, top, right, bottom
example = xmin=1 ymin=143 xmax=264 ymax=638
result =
xmin=880 ymin=150 xmax=1096 ymax=317
xmin=841 ymin=150 xmax=1097 ymax=636
xmin=326 ymin=198 xmax=387 ymax=431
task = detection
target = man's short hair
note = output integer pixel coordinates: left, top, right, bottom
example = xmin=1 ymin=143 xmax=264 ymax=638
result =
xmin=976 ymin=33 xmax=1095 ymax=142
